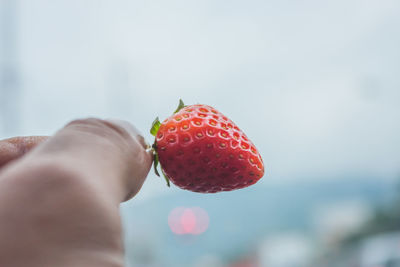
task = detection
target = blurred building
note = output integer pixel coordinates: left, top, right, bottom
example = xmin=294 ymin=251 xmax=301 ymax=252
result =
xmin=228 ymin=257 xmax=257 ymax=267
xmin=314 ymin=231 xmax=400 ymax=267
xmin=193 ymin=254 xmax=224 ymax=267
xmin=257 ymin=233 xmax=314 ymax=267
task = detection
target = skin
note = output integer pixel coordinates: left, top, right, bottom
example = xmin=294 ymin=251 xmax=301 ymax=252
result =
xmin=0 ymin=118 xmax=153 ymax=267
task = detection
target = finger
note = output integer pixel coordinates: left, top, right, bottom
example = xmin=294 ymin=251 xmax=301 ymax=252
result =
xmin=106 ymin=119 xmax=150 ymax=149
xmin=105 ymin=119 xmax=153 ymax=200
xmin=0 ymin=136 xmax=48 ymax=169
xmin=25 ymin=118 xmax=153 ymax=203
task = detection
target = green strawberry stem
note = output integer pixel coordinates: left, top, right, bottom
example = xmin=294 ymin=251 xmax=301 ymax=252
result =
xmin=149 ymin=99 xmax=186 ymax=187
xmin=161 ymin=169 xmax=170 ymax=187
xmin=152 ymin=143 xmax=161 ymax=177
xmin=173 ymin=99 xmax=185 ymax=114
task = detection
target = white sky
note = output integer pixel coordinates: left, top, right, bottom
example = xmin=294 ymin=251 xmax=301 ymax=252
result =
xmin=1 ymin=0 xmax=399 ymax=200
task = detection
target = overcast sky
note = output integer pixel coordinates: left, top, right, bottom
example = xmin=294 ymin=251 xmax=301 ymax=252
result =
xmin=1 ymin=0 xmax=399 ymax=200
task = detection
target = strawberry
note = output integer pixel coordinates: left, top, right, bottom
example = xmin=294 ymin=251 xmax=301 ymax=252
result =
xmin=150 ymin=100 xmax=264 ymax=193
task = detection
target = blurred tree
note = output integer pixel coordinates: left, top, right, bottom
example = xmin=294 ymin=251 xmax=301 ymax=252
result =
xmin=345 ymin=177 xmax=400 ymax=243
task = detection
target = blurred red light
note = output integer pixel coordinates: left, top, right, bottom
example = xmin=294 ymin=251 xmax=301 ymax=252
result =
xmin=181 ymin=208 xmax=196 ymax=233
xmin=168 ymin=207 xmax=209 ymax=235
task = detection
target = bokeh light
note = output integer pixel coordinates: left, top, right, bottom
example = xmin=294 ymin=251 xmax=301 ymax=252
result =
xmin=168 ymin=207 xmax=209 ymax=235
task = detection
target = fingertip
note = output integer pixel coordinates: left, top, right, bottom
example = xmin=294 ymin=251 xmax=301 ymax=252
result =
xmin=106 ymin=119 xmax=150 ymax=149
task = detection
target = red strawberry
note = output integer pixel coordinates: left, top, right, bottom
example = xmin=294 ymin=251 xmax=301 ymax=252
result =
xmin=150 ymin=100 xmax=264 ymax=193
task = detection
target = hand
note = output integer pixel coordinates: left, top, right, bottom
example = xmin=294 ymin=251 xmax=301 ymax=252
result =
xmin=0 ymin=119 xmax=153 ymax=267
xmin=0 ymin=136 xmax=48 ymax=169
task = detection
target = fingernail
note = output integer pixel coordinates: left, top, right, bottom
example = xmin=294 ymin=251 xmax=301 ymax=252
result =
xmin=107 ymin=119 xmax=149 ymax=149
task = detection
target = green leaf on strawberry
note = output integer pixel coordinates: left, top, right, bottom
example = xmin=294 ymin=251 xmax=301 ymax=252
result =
xmin=150 ymin=117 xmax=161 ymax=136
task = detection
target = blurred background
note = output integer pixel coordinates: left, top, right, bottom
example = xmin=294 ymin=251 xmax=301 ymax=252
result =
xmin=1 ymin=0 xmax=400 ymax=266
